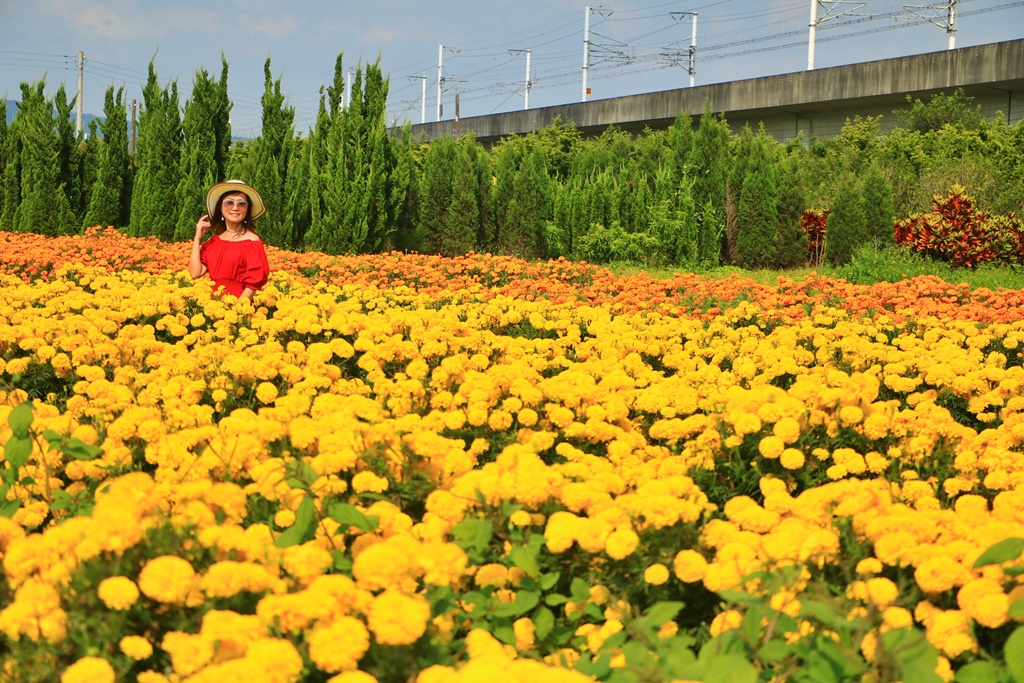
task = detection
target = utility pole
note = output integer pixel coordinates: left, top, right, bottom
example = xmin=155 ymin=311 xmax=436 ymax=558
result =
xmin=130 ymin=98 xmax=137 ymax=155
xmin=582 ymin=7 xmax=592 ymax=102
xmin=669 ymin=12 xmax=698 ymax=87
xmin=903 ymin=2 xmax=959 ymax=49
xmin=75 ymin=51 xmax=84 ymax=136
xmin=436 ymin=44 xmax=459 ymax=121
xmin=509 ymin=49 xmax=532 ymax=110
xmin=807 ymin=1 xmax=866 ymax=70
xmin=406 ymin=75 xmax=427 ymax=123
xmin=346 ymin=68 xmax=354 ymax=108
xmin=581 ymin=6 xmax=613 ymax=102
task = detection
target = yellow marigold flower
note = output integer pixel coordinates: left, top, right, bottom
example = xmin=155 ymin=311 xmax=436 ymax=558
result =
xmin=488 ymin=410 xmax=514 ymax=431
xmin=283 ymin=543 xmax=334 ymax=586
xmin=245 ymin=637 xmax=305 ymax=681
xmin=709 ymin=610 xmax=742 ymax=636
xmin=308 ymin=616 xmax=370 ymax=673
xmin=327 ymin=672 xmax=379 ymax=683
xmin=517 ymin=408 xmax=539 ymax=427
xmin=136 ymin=673 xmax=171 ymax=683
xmin=161 ymin=631 xmax=214 ymax=676
xmin=881 ymin=606 xmax=913 ymax=630
xmin=61 ymin=657 xmax=115 ymax=683
xmin=658 ymin=620 xmax=679 ymax=638
xmin=139 ymin=556 xmax=196 ymax=605
xmin=915 ymin=557 xmax=970 ymax=595
xmin=255 ymin=382 xmax=279 ymax=404
xmin=839 ymin=405 xmax=864 ymax=425
xmin=644 ymin=563 xmax=670 ymax=585
xmin=475 ymin=563 xmax=510 ymax=588
xmin=935 ymin=656 xmax=954 ymax=683
xmin=274 ymin=508 xmax=296 ymax=528
xmin=780 ymin=448 xmax=805 ymax=470
xmin=509 ymin=509 xmax=532 ymax=527
xmin=120 ymin=635 xmax=154 ymax=660
xmin=673 ymin=549 xmax=708 ymax=583
xmin=866 ymin=577 xmax=899 ymax=608
xmin=367 ymin=589 xmax=431 ymax=646
xmin=605 ymin=528 xmax=640 ymax=560
xmin=544 ymin=511 xmax=579 ymax=554
xmin=513 ymin=617 xmax=536 ymax=651
xmin=772 ymin=416 xmax=801 ymax=444
xmin=758 ymin=435 xmax=785 ymax=459
xmin=466 ymin=627 xmax=511 ymax=660
xmin=98 ymin=576 xmax=140 ymax=611
xmin=352 ymin=471 xmax=389 ymax=494
xmin=855 ymin=558 xmax=883 ymax=575
xmin=731 ymin=412 xmax=762 ymax=436
xmin=861 ymin=630 xmax=878 ymax=663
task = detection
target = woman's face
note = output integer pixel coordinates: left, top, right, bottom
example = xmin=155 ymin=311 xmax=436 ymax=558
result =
xmin=219 ymin=191 xmax=250 ymax=222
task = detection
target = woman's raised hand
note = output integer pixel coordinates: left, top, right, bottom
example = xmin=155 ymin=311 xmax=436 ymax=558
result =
xmin=195 ymin=214 xmax=212 ymax=240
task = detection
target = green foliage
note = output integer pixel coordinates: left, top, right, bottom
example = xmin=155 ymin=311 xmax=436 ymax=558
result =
xmin=734 ymin=129 xmax=781 ymax=270
xmin=894 ymin=88 xmax=986 ymax=134
xmin=861 ymin=164 xmax=895 ymax=246
xmin=250 ymin=57 xmax=296 ymax=248
xmin=10 ymin=80 xmax=75 ymax=236
xmin=129 ymin=60 xmax=183 ymax=240
xmin=825 ymin=175 xmax=869 ymax=266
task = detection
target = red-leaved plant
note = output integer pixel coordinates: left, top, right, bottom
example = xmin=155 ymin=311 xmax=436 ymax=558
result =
xmin=893 ymin=185 xmax=1024 ymax=269
xmin=800 ymin=209 xmax=829 ymax=267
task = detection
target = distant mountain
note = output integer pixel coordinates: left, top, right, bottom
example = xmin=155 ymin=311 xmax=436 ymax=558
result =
xmin=4 ymin=99 xmax=104 ymax=132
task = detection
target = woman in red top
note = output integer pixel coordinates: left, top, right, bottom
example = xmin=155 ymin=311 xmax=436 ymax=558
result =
xmin=189 ymin=180 xmax=270 ymax=300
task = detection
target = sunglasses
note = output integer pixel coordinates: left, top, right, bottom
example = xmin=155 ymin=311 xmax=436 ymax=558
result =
xmin=222 ymin=199 xmax=249 ymax=209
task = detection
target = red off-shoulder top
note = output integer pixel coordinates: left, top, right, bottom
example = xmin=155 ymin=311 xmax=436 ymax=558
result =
xmin=199 ymin=234 xmax=270 ymax=297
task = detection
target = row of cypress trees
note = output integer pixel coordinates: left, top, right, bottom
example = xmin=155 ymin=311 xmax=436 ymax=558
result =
xmin=3 ymin=53 xmax=1022 ymax=269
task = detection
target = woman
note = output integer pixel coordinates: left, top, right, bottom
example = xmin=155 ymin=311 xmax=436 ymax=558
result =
xmin=189 ymin=180 xmax=270 ymax=300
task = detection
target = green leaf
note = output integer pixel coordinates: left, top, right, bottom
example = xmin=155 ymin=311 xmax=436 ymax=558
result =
xmin=703 ymin=654 xmax=758 ymax=683
xmin=1009 ymin=598 xmax=1024 ymax=620
xmin=638 ymin=601 xmax=684 ymax=630
xmin=331 ymin=549 xmax=351 ymax=572
xmin=570 ymin=576 xmax=592 ymax=603
xmin=972 ymin=538 xmax=1024 ymax=568
xmin=719 ymin=589 xmax=762 ymax=605
xmin=509 ymin=543 xmax=540 ymax=578
xmin=953 ymin=660 xmax=999 ymax=683
xmin=451 ymin=518 xmax=493 ymax=553
xmin=800 ymin=599 xmax=843 ymax=628
xmin=495 ymin=590 xmax=540 ymax=618
xmin=327 ymin=503 xmax=379 ymax=533
xmin=621 ymin=640 xmax=652 ymax=668
xmin=8 ymin=402 xmax=33 ymax=438
xmin=493 ymin=623 xmax=516 ymax=646
xmin=539 ymin=571 xmax=560 ymax=591
xmin=533 ymin=606 xmax=555 ymax=641
xmin=4 ymin=436 xmax=32 ymax=469
xmin=757 ymin=640 xmax=791 ymax=662
xmin=63 ymin=439 xmax=103 ymax=461
xmin=545 ymin=593 xmax=569 ymax=606
xmin=882 ymin=629 xmax=941 ymax=683
xmin=0 ymin=499 xmax=20 ymax=518
xmin=1006 ymin=626 xmax=1024 ymax=683
xmin=274 ymin=495 xmax=316 ymax=548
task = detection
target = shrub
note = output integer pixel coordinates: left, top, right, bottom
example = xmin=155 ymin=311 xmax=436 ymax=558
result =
xmin=893 ymin=184 xmax=1024 ymax=268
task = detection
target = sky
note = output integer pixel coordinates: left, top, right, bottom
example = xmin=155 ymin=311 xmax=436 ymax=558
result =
xmin=2 ymin=0 xmax=1022 ymax=137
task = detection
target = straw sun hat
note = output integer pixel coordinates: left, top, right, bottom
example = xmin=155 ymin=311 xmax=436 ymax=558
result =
xmin=205 ymin=180 xmax=266 ymax=220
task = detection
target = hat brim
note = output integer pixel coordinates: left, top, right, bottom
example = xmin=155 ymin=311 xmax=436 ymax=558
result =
xmin=206 ymin=180 xmax=266 ymax=220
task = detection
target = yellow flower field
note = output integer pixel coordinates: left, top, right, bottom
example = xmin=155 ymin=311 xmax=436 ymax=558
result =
xmin=1 ymin=231 xmax=1023 ymax=683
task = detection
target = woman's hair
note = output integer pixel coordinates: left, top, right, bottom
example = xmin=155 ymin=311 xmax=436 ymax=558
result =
xmin=210 ymin=190 xmax=258 ymax=233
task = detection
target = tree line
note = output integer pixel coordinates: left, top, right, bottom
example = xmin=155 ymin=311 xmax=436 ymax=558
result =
xmin=2 ymin=51 xmax=1022 ymax=269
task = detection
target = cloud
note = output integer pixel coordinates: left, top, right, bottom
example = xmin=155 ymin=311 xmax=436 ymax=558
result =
xmin=241 ymin=15 xmax=299 ymax=39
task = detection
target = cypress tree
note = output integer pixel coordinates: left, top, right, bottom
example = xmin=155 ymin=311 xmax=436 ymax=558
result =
xmin=386 ymin=123 xmax=419 ymax=253
xmin=212 ymin=55 xmax=233 ymax=182
xmin=250 ymin=57 xmax=295 ymax=248
xmin=306 ymin=56 xmax=393 ymax=254
xmin=418 ymin=136 xmax=458 ymax=255
xmin=504 ymin=146 xmax=553 ymax=259
xmin=129 ymin=60 xmax=183 ymax=240
xmin=489 ymin=136 xmax=526 ymax=249
xmin=735 ymin=134 xmax=780 ymax=270
xmin=861 ymin=164 xmax=895 ymax=246
xmin=53 ymin=84 xmax=83 ymax=233
xmin=0 ymin=99 xmax=8 ymax=226
xmin=305 ymin=53 xmax=346 ymax=250
xmin=85 ymin=86 xmax=132 ymax=229
xmin=773 ymin=152 xmax=809 ymax=269
xmin=174 ymin=67 xmax=222 ymax=240
xmin=690 ymin=102 xmax=731 ymax=265
xmin=12 ymin=81 xmax=75 ymax=235
xmin=79 ymin=119 xmax=100 ymax=226
xmin=825 ymin=175 xmax=868 ymax=266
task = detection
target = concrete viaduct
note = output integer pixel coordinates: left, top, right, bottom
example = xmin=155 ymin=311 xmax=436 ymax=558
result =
xmin=397 ymin=38 xmax=1024 ymax=146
